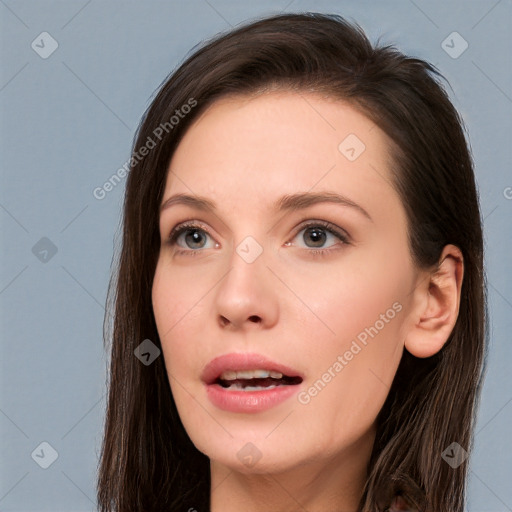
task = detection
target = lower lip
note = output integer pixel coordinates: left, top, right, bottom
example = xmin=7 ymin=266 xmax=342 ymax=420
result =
xmin=205 ymin=383 xmax=300 ymax=413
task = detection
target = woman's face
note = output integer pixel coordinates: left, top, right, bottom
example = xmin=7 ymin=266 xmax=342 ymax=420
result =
xmin=152 ymin=91 xmax=422 ymax=475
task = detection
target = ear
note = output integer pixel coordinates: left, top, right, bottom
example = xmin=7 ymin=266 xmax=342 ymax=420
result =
xmin=404 ymin=244 xmax=464 ymax=358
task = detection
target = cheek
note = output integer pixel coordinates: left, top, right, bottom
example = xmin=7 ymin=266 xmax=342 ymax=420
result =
xmin=288 ymin=246 xmax=409 ymax=353
xmin=151 ymin=263 xmax=204 ymax=378
xmin=295 ymin=302 xmax=405 ymax=453
xmin=289 ymin=250 xmax=408 ymax=432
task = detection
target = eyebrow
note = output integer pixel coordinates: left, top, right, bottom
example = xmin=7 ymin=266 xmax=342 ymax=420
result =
xmin=160 ymin=191 xmax=373 ymax=222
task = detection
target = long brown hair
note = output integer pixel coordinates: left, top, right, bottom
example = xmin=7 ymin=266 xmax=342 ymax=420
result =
xmin=97 ymin=12 xmax=487 ymax=512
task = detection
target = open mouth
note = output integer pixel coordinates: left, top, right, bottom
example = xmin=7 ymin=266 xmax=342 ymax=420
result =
xmin=215 ymin=369 xmax=303 ymax=391
xmin=203 ymin=353 xmax=304 ymax=411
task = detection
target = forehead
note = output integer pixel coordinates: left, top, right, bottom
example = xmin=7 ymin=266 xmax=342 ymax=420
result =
xmin=164 ymin=91 xmax=399 ymax=220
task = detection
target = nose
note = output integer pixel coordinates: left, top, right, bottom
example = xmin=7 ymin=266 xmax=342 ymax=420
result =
xmin=218 ymin=313 xmax=262 ymax=329
xmin=214 ymin=245 xmax=279 ymax=331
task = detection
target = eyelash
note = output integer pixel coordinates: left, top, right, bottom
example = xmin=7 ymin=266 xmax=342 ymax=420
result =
xmin=166 ymin=220 xmax=350 ymax=258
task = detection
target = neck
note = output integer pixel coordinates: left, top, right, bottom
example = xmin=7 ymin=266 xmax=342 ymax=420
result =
xmin=210 ymin=426 xmax=375 ymax=512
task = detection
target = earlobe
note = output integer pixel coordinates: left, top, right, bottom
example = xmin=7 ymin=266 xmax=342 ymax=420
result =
xmin=404 ymin=244 xmax=464 ymax=359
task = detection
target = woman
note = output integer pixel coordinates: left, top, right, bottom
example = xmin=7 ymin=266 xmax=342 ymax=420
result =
xmin=97 ymin=12 xmax=487 ymax=512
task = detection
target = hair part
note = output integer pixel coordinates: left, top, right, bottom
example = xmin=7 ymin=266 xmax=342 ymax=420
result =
xmin=97 ymin=12 xmax=487 ymax=512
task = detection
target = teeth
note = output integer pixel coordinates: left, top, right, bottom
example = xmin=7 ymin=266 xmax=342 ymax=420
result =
xmin=220 ymin=370 xmax=237 ymax=380
xmin=236 ymin=369 xmax=270 ymax=379
xmin=227 ymin=383 xmax=278 ymax=391
xmin=219 ymin=369 xmax=284 ymax=381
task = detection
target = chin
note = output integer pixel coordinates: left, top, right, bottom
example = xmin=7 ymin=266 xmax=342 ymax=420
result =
xmin=194 ymin=431 xmax=311 ymax=475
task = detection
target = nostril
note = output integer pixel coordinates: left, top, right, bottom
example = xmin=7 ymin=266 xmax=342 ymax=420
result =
xmin=218 ymin=315 xmax=261 ymax=327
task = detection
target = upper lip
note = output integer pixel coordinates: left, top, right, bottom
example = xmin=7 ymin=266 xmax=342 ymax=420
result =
xmin=201 ymin=352 xmax=304 ymax=385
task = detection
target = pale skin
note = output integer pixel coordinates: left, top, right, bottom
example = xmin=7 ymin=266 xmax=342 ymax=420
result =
xmin=151 ymin=91 xmax=464 ymax=512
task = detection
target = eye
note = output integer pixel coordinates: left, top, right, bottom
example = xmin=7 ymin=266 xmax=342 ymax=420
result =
xmin=166 ymin=219 xmax=350 ymax=257
xmin=286 ymin=220 xmax=350 ymax=256
xmin=166 ymin=221 xmax=217 ymax=255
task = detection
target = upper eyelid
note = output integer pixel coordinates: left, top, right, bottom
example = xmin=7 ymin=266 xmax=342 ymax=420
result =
xmin=289 ymin=220 xmax=349 ymax=243
xmin=168 ymin=220 xmax=211 ymax=239
xmin=167 ymin=219 xmax=349 ymax=244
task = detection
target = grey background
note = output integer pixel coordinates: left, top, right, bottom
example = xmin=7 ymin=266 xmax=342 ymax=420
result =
xmin=1 ymin=0 xmax=511 ymax=510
